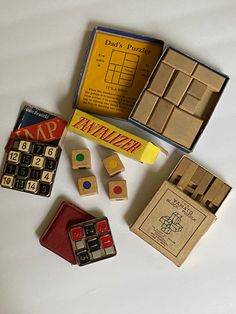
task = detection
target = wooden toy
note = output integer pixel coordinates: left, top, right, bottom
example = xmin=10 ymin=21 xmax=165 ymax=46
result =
xmin=164 ymin=71 xmax=192 ymax=105
xmin=147 ymin=98 xmax=174 ymax=133
xmin=148 ymin=62 xmax=175 ymax=96
xmin=132 ymin=91 xmax=158 ymax=124
xmin=162 ymin=108 xmax=203 ymax=149
xmin=68 ymin=217 xmax=116 ymax=266
xmin=187 ymin=79 xmax=207 ymax=99
xmin=179 ymin=94 xmax=199 ymax=114
xmin=71 ymin=148 xmax=91 ymax=169
xmin=131 ymin=156 xmax=231 ymax=266
xmin=103 ymin=153 xmax=125 ymax=177
xmin=78 ymin=175 xmax=98 ymax=196
xmin=0 ymin=139 xmax=61 ymax=197
xmin=40 ymin=201 xmax=94 ymax=264
xmin=108 ymin=180 xmax=128 ymax=200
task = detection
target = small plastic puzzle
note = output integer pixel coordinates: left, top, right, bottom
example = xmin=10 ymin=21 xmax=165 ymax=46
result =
xmin=0 ymin=139 xmax=61 ymax=197
xmin=68 ymin=217 xmax=116 ymax=266
xmin=72 ymin=148 xmax=91 ymax=169
xmin=103 ymin=153 xmax=125 ymax=177
xmin=108 ymin=180 xmax=128 ymax=200
xmin=77 ymin=175 xmax=98 ymax=196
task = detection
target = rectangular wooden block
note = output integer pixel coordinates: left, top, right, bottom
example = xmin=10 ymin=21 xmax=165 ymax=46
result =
xmin=148 ymin=62 xmax=175 ymax=96
xmin=131 ymin=181 xmax=216 ymax=267
xmin=162 ymin=108 xmax=203 ymax=149
xmin=72 ymin=148 xmax=91 ymax=169
xmin=163 ymin=49 xmax=197 ymax=75
xmin=164 ymin=71 xmax=192 ymax=105
xmin=169 ymin=157 xmax=191 ymax=184
xmin=103 ymin=153 xmax=125 ymax=176
xmin=201 ymin=178 xmax=223 ymax=206
xmin=179 ymin=94 xmax=199 ymax=114
xmin=108 ymin=180 xmax=128 ymax=200
xmin=78 ymin=175 xmax=98 ymax=196
xmin=187 ymin=79 xmax=207 ymax=99
xmin=132 ymin=91 xmax=158 ymax=124
xmin=191 ymin=172 xmax=214 ymax=201
xmin=211 ymin=183 xmax=231 ymax=208
xmin=147 ymin=98 xmax=174 ymax=133
xmin=192 ymin=64 xmax=225 ymax=92
xmin=177 ymin=162 xmax=198 ymax=190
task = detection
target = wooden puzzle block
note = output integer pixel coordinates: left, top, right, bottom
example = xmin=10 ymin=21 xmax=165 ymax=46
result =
xmin=201 ymin=178 xmax=224 ymax=207
xmin=103 ymin=153 xmax=125 ymax=176
xmin=177 ymin=162 xmax=198 ymax=190
xmin=163 ymin=48 xmax=197 ymax=75
xmin=147 ymin=98 xmax=174 ymax=133
xmin=72 ymin=148 xmax=91 ymax=169
xmin=192 ymin=64 xmax=225 ymax=92
xmin=169 ymin=157 xmax=191 ymax=184
xmin=164 ymin=71 xmax=192 ymax=106
xmin=187 ymin=79 xmax=207 ymax=99
xmin=0 ymin=139 xmax=61 ymax=197
xmin=211 ymin=183 xmax=231 ymax=209
xmin=162 ymin=108 xmax=203 ymax=149
xmin=191 ymin=172 xmax=214 ymax=201
xmin=68 ymin=217 xmax=116 ymax=266
xmin=108 ymin=180 xmax=128 ymax=200
xmin=148 ymin=62 xmax=175 ymax=96
xmin=179 ymin=94 xmax=199 ymax=114
xmin=132 ymin=91 xmax=158 ymax=124
xmin=78 ymin=175 xmax=98 ymax=196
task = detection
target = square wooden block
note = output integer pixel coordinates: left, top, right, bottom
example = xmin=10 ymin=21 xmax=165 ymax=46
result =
xmin=72 ymin=148 xmax=91 ymax=169
xmin=187 ymin=79 xmax=207 ymax=100
xmin=108 ymin=180 xmax=128 ymax=200
xmin=163 ymin=108 xmax=203 ymax=149
xmin=179 ymin=94 xmax=199 ymax=114
xmin=132 ymin=91 xmax=158 ymax=124
xmin=103 ymin=154 xmax=125 ymax=176
xmin=78 ymin=175 xmax=98 ymax=196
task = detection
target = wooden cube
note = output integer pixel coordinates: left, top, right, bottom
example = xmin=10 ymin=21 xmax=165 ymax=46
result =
xmin=108 ymin=180 xmax=128 ymax=200
xmin=78 ymin=175 xmax=98 ymax=196
xmin=72 ymin=149 xmax=91 ymax=170
xmin=132 ymin=91 xmax=158 ymax=124
xmin=103 ymin=154 xmax=125 ymax=176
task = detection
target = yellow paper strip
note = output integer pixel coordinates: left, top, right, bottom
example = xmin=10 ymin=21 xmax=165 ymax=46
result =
xmin=68 ymin=110 xmax=165 ymax=164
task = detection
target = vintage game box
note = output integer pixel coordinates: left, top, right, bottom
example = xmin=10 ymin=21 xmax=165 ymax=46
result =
xmin=68 ymin=109 xmax=166 ymax=164
xmin=131 ymin=156 xmax=231 ymax=266
xmin=5 ymin=104 xmax=67 ymax=151
xmin=74 ymin=26 xmax=163 ymax=119
xmin=129 ymin=47 xmax=229 ymax=152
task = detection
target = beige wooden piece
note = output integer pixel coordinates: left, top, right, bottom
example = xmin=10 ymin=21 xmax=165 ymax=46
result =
xmin=162 ymin=108 xmax=203 ymax=149
xmin=132 ymin=91 xmax=158 ymax=124
xmin=191 ymin=172 xmax=214 ymax=200
xmin=78 ymin=175 xmax=98 ymax=196
xmin=201 ymin=178 xmax=223 ymax=206
xmin=192 ymin=64 xmax=225 ymax=92
xmin=177 ymin=163 xmax=198 ymax=190
xmin=211 ymin=183 xmax=231 ymax=208
xmin=164 ymin=71 xmax=192 ymax=105
xmin=103 ymin=153 xmax=125 ymax=176
xmin=169 ymin=157 xmax=191 ymax=184
xmin=187 ymin=79 xmax=207 ymax=99
xmin=163 ymin=49 xmax=197 ymax=75
xmin=148 ymin=62 xmax=175 ymax=96
xmin=108 ymin=180 xmax=128 ymax=200
xmin=147 ymin=98 xmax=174 ymax=133
xmin=179 ymin=94 xmax=199 ymax=114
xmin=72 ymin=148 xmax=91 ymax=169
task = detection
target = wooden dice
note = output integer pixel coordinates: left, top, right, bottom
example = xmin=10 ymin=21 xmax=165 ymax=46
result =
xmin=108 ymin=180 xmax=128 ymax=200
xmin=78 ymin=175 xmax=98 ymax=196
xmin=103 ymin=154 xmax=125 ymax=176
xmin=72 ymin=149 xmax=91 ymax=169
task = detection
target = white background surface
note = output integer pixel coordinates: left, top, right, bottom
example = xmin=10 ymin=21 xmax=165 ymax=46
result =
xmin=0 ymin=0 xmax=236 ymax=313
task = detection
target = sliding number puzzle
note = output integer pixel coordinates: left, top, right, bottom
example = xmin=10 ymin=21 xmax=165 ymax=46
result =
xmin=68 ymin=217 xmax=116 ymax=266
xmin=1 ymin=139 xmax=61 ymax=197
xmin=105 ymin=50 xmax=139 ymax=87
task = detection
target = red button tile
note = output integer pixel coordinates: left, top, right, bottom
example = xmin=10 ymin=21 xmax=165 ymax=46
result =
xmin=96 ymin=220 xmax=110 ymax=234
xmin=70 ymin=227 xmax=84 ymax=241
xmin=100 ymin=234 xmax=113 ymax=248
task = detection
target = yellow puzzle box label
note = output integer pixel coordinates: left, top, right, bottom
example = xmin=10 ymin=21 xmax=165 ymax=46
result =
xmin=69 ymin=109 xmax=165 ymax=164
xmin=74 ymin=26 xmax=163 ymax=119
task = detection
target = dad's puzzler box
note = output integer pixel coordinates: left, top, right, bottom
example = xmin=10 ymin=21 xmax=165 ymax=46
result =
xmin=74 ymin=26 xmax=163 ymax=119
xmin=131 ymin=156 xmax=231 ymax=266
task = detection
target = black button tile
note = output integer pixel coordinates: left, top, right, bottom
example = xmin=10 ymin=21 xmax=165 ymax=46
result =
xmin=76 ymin=250 xmax=90 ymax=265
xmin=45 ymin=158 xmax=57 ymax=170
xmin=84 ymin=224 xmax=96 ymax=237
xmin=5 ymin=163 xmax=17 ymax=175
xmin=20 ymin=153 xmax=32 ymax=165
xmin=38 ymin=183 xmax=51 ymax=196
xmin=87 ymin=238 xmax=100 ymax=252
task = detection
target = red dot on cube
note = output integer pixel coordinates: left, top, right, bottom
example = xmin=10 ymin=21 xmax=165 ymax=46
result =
xmin=70 ymin=227 xmax=84 ymax=241
xmin=100 ymin=234 xmax=113 ymax=248
xmin=113 ymin=185 xmax=122 ymax=194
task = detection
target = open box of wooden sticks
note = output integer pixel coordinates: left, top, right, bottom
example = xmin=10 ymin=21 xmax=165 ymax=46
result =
xmin=131 ymin=156 xmax=231 ymax=266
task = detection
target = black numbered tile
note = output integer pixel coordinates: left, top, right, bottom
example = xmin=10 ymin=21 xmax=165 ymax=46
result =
xmin=1 ymin=139 xmax=61 ymax=197
xmin=68 ymin=217 xmax=116 ymax=266
xmin=20 ymin=153 xmax=32 ymax=165
xmin=5 ymin=163 xmax=17 ymax=175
